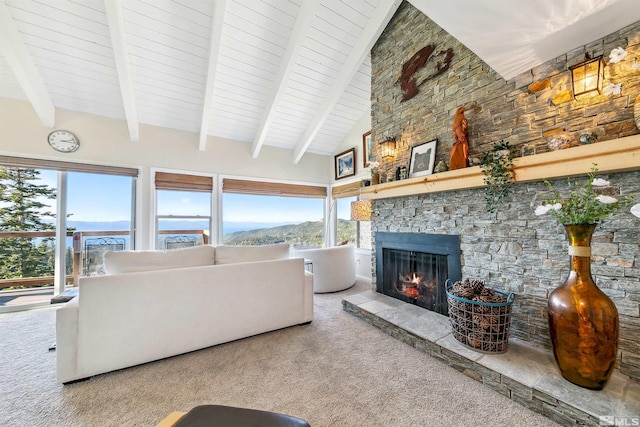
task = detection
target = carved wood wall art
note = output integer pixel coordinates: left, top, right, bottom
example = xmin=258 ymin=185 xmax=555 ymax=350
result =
xmin=399 ymin=45 xmax=453 ymax=102
xmin=450 ymin=106 xmax=469 ymax=170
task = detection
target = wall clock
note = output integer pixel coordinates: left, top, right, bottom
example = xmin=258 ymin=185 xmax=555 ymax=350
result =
xmin=48 ymin=130 xmax=79 ymax=153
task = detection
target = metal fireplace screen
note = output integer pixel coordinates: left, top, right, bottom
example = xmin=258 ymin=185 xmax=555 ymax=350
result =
xmin=382 ymin=248 xmax=449 ymax=315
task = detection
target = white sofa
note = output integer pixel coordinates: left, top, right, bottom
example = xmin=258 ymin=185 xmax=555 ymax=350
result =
xmin=292 ymin=244 xmax=356 ymax=293
xmin=56 ymin=244 xmax=313 ymax=384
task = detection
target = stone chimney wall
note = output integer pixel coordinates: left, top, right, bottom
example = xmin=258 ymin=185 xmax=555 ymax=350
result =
xmin=370 ymin=2 xmax=640 ymax=382
xmin=371 ymin=2 xmax=639 ymax=179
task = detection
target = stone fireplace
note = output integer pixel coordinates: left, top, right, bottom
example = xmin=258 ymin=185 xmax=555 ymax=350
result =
xmin=366 ymin=2 xmax=640 ymax=384
xmin=369 ymin=169 xmax=640 ymax=382
xmin=375 ymin=232 xmax=461 ymax=315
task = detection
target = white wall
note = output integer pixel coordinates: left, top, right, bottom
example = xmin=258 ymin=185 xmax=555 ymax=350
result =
xmin=0 ymin=98 xmax=331 ymax=180
xmin=355 ymin=250 xmax=372 ymax=279
xmin=331 ymin=110 xmax=372 ymax=184
xmin=331 ymin=110 xmax=373 ymax=279
xmin=0 ymin=98 xmax=332 ymax=247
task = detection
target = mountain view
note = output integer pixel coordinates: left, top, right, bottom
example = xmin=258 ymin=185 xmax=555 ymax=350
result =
xmin=224 ymin=219 xmax=356 ymax=247
xmin=64 ymin=219 xmax=357 ymax=248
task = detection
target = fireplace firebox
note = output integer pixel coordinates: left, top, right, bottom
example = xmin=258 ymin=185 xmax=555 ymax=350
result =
xmin=375 ymin=232 xmax=461 ymax=315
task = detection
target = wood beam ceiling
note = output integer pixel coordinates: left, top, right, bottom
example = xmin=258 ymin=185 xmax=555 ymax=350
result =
xmin=0 ymin=0 xmax=55 ymax=128
xmin=292 ymin=0 xmax=402 ymax=164
xmin=199 ymin=0 xmax=227 ymax=151
xmin=250 ymin=0 xmax=320 ymax=159
xmin=104 ymin=0 xmax=139 ymax=142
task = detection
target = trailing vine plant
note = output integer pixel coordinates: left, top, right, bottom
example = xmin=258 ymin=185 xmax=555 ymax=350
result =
xmin=479 ymin=140 xmax=516 ymax=212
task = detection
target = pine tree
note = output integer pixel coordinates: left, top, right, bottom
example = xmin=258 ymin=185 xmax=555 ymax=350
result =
xmin=65 ymin=246 xmax=73 ymax=275
xmin=0 ymin=167 xmax=56 ymax=280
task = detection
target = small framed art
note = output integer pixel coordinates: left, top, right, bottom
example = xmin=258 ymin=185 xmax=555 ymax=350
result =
xmin=409 ymin=139 xmax=437 ymax=178
xmin=335 ymin=148 xmax=356 ymax=180
xmin=362 ymin=131 xmax=372 ymax=168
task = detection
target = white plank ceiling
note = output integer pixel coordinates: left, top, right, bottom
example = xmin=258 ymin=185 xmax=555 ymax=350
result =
xmin=1 ymin=0 xmax=639 ymax=162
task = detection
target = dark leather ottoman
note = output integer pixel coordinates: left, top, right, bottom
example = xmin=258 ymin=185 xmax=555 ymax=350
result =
xmin=172 ymin=405 xmax=310 ymax=427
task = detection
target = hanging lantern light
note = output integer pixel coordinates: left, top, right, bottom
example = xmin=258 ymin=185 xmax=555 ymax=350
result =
xmin=570 ymin=54 xmax=605 ymax=98
xmin=380 ymin=136 xmax=396 ymax=160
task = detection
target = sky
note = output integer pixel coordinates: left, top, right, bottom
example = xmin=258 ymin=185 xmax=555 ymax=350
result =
xmin=39 ymin=170 xmax=132 ymax=221
xmin=33 ymin=170 xmax=339 ymax=225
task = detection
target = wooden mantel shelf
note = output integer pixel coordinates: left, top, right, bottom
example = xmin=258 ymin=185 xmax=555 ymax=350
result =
xmin=359 ymin=134 xmax=640 ymax=201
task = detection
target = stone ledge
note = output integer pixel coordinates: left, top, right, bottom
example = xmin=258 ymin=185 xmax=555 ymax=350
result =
xmin=359 ymin=134 xmax=640 ymax=201
xmin=342 ymin=291 xmax=640 ymax=427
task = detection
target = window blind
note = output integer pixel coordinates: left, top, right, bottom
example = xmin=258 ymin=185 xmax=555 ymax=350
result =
xmin=222 ymin=178 xmax=326 ymax=198
xmin=331 ymin=181 xmax=361 ymax=198
xmin=155 ymin=172 xmax=213 ymax=192
xmin=0 ymin=155 xmax=139 ymax=177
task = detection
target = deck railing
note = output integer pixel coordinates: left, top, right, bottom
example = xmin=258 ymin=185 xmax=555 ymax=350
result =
xmin=0 ymin=229 xmax=210 ymax=289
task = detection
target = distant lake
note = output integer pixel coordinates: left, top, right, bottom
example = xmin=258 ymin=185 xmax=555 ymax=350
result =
xmin=36 ymin=220 xmax=300 ymax=249
xmin=65 ymin=220 xmax=293 ymax=234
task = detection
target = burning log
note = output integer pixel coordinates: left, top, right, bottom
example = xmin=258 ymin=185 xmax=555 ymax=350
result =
xmin=403 ymin=287 xmax=420 ymax=298
xmin=395 ymin=272 xmax=436 ymax=301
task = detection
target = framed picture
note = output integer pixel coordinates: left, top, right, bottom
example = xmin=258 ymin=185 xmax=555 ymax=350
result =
xmin=362 ymin=131 xmax=372 ymax=168
xmin=409 ymin=139 xmax=437 ymax=178
xmin=335 ymin=147 xmax=356 ymax=180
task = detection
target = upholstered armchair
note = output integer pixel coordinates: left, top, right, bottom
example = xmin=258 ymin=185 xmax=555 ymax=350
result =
xmin=292 ymin=244 xmax=356 ymax=293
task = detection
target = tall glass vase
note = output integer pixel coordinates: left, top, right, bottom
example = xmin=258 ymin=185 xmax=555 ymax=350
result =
xmin=548 ymin=223 xmax=619 ymax=390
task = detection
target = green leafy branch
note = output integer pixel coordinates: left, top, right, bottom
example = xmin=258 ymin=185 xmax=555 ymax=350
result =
xmin=479 ymin=140 xmax=516 ymax=213
xmin=539 ymin=164 xmax=634 ymax=224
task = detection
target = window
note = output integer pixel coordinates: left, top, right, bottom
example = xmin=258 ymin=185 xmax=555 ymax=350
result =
xmin=0 ymin=156 xmax=138 ymax=309
xmin=331 ymin=182 xmax=370 ymax=249
xmin=155 ymin=172 xmax=213 ymax=249
xmin=0 ymin=167 xmax=57 ymax=283
xmin=156 ymin=190 xmax=211 ymax=248
xmin=222 ymin=194 xmax=324 ymax=248
xmin=67 ymin=172 xmax=135 ymax=275
xmin=221 ymin=179 xmax=327 ymax=248
xmin=336 ymin=196 xmax=357 ymax=245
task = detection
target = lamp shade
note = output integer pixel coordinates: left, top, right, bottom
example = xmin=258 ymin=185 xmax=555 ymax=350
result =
xmin=570 ymin=55 xmax=604 ymax=98
xmin=350 ymin=200 xmax=371 ymax=221
xmin=380 ymin=137 xmax=396 ymax=160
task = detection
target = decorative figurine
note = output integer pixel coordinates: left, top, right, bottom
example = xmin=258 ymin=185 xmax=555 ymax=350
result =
xmin=521 ymin=143 xmax=536 ymax=156
xmin=579 ymin=133 xmax=597 ymax=145
xmin=434 ymin=160 xmax=448 ymax=173
xmin=450 ymin=106 xmax=469 ymax=170
xmin=548 ymin=135 xmax=571 ymax=151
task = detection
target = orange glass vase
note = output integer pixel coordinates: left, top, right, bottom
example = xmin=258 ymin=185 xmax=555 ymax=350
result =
xmin=548 ymin=223 xmax=619 ymax=390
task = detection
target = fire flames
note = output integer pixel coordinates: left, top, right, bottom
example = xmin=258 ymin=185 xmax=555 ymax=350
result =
xmin=403 ymin=272 xmax=421 ymax=298
xmin=396 ymin=272 xmax=436 ymax=299
xmin=407 ymin=272 xmax=421 ymax=285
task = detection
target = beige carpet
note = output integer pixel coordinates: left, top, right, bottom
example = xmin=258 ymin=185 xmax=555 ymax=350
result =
xmin=0 ymin=279 xmax=559 ymax=427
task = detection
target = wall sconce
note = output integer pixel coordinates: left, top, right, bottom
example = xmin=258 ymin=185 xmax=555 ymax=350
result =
xmin=380 ymin=136 xmax=396 ymax=160
xmin=569 ymin=54 xmax=604 ymax=98
xmin=350 ymin=200 xmax=371 ymax=221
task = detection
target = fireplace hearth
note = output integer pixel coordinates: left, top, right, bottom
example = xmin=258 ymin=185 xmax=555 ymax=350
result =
xmin=375 ymin=232 xmax=461 ymax=315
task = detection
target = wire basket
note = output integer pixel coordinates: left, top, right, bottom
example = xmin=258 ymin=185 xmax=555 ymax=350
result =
xmin=445 ymin=279 xmax=515 ymax=354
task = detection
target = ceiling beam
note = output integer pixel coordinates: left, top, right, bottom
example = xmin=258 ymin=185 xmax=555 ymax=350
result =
xmin=199 ymin=0 xmax=227 ymax=151
xmin=251 ymin=0 xmax=320 ymax=159
xmin=292 ymin=0 xmax=402 ymax=164
xmin=0 ymin=1 xmax=55 ymax=128
xmin=104 ymin=0 xmax=139 ymax=141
